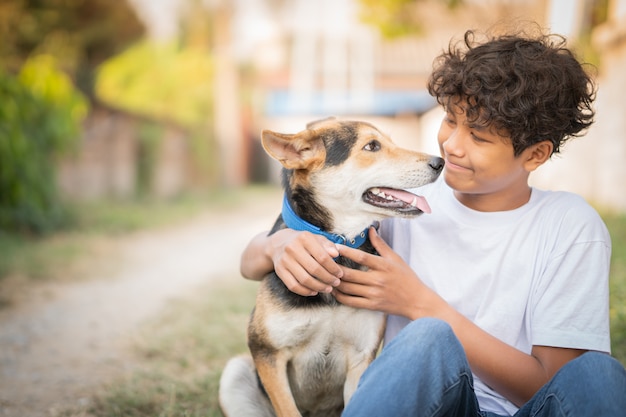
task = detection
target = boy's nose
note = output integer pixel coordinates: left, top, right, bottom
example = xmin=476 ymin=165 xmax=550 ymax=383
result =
xmin=441 ymin=129 xmax=464 ymax=156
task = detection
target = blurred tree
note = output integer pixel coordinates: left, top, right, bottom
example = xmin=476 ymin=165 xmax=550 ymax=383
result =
xmin=0 ymin=55 xmax=88 ymax=234
xmin=577 ymin=0 xmax=609 ymax=66
xmin=96 ymin=0 xmax=245 ymax=187
xmin=0 ymin=0 xmax=144 ymax=98
xmin=95 ymin=0 xmax=221 ymax=187
xmin=0 ymin=0 xmax=142 ymax=234
xmin=358 ymin=0 xmax=462 ymax=38
xmin=96 ymin=40 xmax=214 ymax=128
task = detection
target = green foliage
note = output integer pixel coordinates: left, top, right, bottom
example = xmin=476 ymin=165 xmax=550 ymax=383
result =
xmin=96 ymin=41 xmax=214 ymax=129
xmin=358 ymin=0 xmax=463 ymax=38
xmin=358 ymin=0 xmax=423 ymax=38
xmin=0 ymin=0 xmax=144 ymax=96
xmin=0 ymin=55 xmax=88 ymax=234
xmin=574 ymin=0 xmax=609 ymax=67
xmin=18 ymin=55 xmax=89 ymax=152
xmin=136 ymin=122 xmax=164 ymax=197
xmin=604 ymin=212 xmax=626 ymax=363
xmin=84 ymin=281 xmax=257 ymax=417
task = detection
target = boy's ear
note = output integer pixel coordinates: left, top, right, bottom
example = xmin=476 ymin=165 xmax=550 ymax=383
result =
xmin=523 ymin=140 xmax=553 ymax=172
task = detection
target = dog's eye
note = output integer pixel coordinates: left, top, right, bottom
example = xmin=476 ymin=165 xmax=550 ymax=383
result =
xmin=363 ymin=140 xmax=381 ymax=152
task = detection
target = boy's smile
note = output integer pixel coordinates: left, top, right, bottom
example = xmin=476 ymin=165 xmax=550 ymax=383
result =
xmin=437 ymin=105 xmax=550 ymax=212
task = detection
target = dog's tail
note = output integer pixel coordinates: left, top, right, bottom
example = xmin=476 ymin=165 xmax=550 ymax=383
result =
xmin=219 ymin=354 xmax=276 ymax=417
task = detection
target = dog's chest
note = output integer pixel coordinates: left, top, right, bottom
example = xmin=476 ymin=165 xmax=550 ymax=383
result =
xmin=265 ymin=303 xmax=384 ymax=353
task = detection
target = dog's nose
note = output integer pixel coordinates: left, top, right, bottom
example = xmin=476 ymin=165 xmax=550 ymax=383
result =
xmin=429 ymin=157 xmax=445 ymax=173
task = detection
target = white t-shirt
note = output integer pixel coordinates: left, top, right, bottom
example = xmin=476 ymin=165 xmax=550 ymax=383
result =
xmin=380 ymin=176 xmax=611 ymax=416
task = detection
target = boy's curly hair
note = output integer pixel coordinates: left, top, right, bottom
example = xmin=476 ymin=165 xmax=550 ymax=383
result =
xmin=427 ymin=30 xmax=596 ymax=156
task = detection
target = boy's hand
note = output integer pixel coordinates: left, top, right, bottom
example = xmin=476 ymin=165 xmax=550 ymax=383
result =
xmin=333 ymin=226 xmax=447 ymax=319
xmin=269 ymin=229 xmax=343 ymax=296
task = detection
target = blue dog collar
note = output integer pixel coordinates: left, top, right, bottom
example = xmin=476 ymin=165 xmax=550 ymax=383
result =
xmin=281 ymin=195 xmax=370 ymax=249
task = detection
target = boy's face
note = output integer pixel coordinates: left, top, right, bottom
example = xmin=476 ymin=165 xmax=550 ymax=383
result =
xmin=437 ymin=104 xmax=536 ymax=211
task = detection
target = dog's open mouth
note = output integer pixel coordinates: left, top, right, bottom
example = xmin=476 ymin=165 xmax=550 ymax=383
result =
xmin=363 ymin=187 xmax=431 ymax=214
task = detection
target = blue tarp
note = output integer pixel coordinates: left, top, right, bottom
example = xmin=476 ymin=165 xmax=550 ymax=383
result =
xmin=264 ymin=89 xmax=437 ymax=117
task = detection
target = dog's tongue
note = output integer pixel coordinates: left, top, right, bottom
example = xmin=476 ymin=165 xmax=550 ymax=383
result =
xmin=379 ymin=188 xmax=431 ymax=214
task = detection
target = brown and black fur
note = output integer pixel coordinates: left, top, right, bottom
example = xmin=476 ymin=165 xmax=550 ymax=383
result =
xmin=219 ymin=118 xmax=443 ymax=417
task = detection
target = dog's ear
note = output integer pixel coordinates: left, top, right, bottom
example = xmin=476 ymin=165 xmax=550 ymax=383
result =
xmin=306 ymin=117 xmax=336 ymax=129
xmin=261 ymin=129 xmax=325 ymax=170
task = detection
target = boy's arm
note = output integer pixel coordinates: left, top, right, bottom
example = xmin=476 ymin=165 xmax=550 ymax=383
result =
xmin=239 ymin=231 xmax=277 ymax=281
xmin=442 ymin=309 xmax=586 ymax=406
xmin=240 ymin=228 xmax=344 ymax=296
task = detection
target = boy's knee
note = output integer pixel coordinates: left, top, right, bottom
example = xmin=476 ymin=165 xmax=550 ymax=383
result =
xmin=567 ymin=351 xmax=625 ymax=381
xmin=401 ymin=318 xmax=456 ymax=344
xmin=555 ymin=352 xmax=626 ymax=407
xmin=352 ymin=318 xmax=474 ymax=414
xmin=389 ymin=318 xmax=465 ymax=363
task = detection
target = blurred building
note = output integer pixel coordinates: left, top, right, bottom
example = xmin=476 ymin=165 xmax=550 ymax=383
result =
xmin=59 ymin=0 xmax=626 ymax=211
xmin=243 ymin=0 xmax=547 ymax=180
xmin=244 ymin=0 xmax=626 ymax=212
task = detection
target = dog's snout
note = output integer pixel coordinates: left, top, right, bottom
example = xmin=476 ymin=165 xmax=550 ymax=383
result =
xmin=429 ymin=157 xmax=445 ymax=173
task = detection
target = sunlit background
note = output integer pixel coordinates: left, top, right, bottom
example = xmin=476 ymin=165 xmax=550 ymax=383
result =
xmin=2 ymin=0 xmax=625 ymax=236
xmin=2 ymin=1 xmax=626 ymax=416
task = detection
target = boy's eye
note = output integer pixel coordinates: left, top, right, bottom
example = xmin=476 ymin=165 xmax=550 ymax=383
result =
xmin=471 ymin=133 xmax=489 ymax=143
xmin=363 ymin=140 xmax=381 ymax=152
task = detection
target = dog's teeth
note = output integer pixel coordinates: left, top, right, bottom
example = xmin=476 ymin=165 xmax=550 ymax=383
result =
xmin=370 ymin=188 xmax=400 ymax=201
xmin=411 ymin=197 xmax=418 ymax=207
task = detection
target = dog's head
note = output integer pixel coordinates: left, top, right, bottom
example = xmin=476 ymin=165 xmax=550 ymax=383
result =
xmin=262 ymin=118 xmax=444 ymax=238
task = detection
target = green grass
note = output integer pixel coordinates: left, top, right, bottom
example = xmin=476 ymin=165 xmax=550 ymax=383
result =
xmin=605 ymin=212 xmax=626 ymax=363
xmin=0 ymin=186 xmax=276 ymax=284
xmin=0 ymin=232 xmax=87 ymax=281
xmin=65 ymin=280 xmax=259 ymax=417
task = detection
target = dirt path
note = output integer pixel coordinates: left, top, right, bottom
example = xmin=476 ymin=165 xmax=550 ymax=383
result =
xmin=0 ymin=189 xmax=281 ymax=417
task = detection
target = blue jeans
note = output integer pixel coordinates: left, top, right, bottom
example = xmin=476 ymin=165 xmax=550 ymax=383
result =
xmin=342 ymin=318 xmax=626 ymax=417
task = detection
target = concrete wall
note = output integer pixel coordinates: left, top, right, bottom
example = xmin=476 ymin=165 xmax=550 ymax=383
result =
xmin=57 ymin=108 xmax=137 ymax=200
xmin=57 ymin=106 xmax=194 ymax=201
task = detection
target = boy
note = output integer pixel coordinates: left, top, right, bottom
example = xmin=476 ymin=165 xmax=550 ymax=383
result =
xmin=240 ymin=29 xmax=626 ymax=416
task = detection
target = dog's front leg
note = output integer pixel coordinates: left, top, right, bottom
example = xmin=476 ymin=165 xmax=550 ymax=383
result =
xmin=255 ymin=353 xmax=301 ymax=417
xmin=343 ymin=359 xmax=372 ymax=406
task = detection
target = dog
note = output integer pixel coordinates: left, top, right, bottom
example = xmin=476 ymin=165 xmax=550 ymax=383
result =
xmin=219 ymin=118 xmax=444 ymax=417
